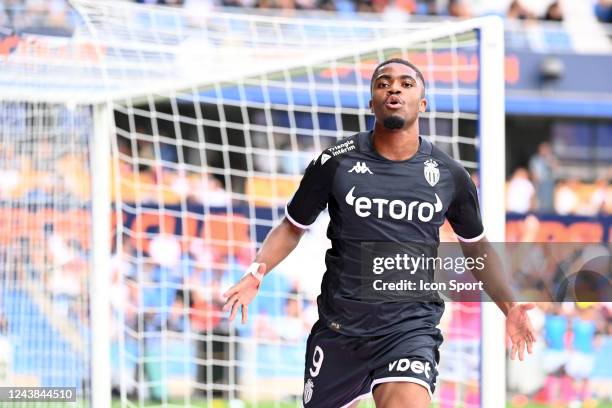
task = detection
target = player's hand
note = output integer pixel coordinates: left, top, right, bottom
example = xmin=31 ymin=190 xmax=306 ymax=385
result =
xmin=506 ymin=302 xmax=536 ymax=361
xmin=222 ymin=263 xmax=266 ymax=324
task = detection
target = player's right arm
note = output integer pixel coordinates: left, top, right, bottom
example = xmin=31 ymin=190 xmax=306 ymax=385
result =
xmin=223 ymin=150 xmax=339 ymax=324
xmin=223 ymin=218 xmax=305 ymax=323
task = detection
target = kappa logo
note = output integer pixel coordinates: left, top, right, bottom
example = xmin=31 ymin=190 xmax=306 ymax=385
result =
xmin=303 ymin=378 xmax=314 ymax=404
xmin=424 ymin=159 xmax=440 ymax=187
xmin=345 ymin=186 xmax=443 ymax=222
xmin=348 ymin=162 xmax=373 ymax=174
xmin=388 ymin=358 xmax=432 ymax=379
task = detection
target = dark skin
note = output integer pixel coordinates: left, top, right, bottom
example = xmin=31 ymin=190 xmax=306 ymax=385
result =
xmin=224 ymin=61 xmax=536 ymax=408
xmin=369 ymin=63 xmax=427 ymax=161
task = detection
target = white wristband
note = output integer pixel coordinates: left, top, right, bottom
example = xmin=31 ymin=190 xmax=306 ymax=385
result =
xmin=245 ymin=262 xmax=264 ymax=283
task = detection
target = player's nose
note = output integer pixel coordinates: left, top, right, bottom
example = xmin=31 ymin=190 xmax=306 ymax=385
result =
xmin=387 ymin=82 xmax=402 ymax=94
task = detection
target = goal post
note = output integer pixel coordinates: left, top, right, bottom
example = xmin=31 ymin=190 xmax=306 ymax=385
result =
xmin=3 ymin=2 xmax=506 ymax=406
xmin=90 ymin=102 xmax=113 ymax=408
xmin=477 ymin=16 xmax=507 ymax=408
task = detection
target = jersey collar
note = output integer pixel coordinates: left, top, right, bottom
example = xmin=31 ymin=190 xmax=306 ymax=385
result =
xmin=364 ymin=130 xmax=432 ymax=161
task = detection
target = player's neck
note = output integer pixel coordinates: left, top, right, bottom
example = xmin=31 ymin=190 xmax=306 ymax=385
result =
xmin=372 ymin=123 xmax=420 ymax=161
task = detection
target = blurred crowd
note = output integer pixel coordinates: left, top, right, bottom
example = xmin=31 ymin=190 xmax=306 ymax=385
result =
xmin=2 ymin=0 xmax=612 ymax=30
xmin=3 ymin=137 xmax=609 ymax=217
xmin=0 ymin=314 xmax=9 ymax=383
xmin=436 ymin=301 xmax=612 ymax=407
xmin=508 ymin=302 xmax=612 ymax=406
xmin=114 ymin=133 xmax=231 ymax=206
xmin=106 ymin=218 xmax=326 ymax=399
xmin=506 ymin=142 xmax=612 ymax=216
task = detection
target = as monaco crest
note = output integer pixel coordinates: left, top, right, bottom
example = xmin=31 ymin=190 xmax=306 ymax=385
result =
xmin=424 ymin=159 xmax=440 ymax=187
xmin=303 ymin=378 xmax=314 ymax=404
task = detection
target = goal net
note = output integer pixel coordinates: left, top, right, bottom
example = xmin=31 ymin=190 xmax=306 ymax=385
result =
xmin=1 ymin=1 xmax=505 ymax=407
xmin=0 ymin=100 xmax=94 ymax=403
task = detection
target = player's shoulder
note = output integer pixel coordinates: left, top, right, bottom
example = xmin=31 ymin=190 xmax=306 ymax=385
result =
xmin=314 ymin=132 xmax=364 ymax=166
xmin=428 ymin=141 xmax=471 ymax=179
xmin=427 ymin=142 xmax=461 ymax=171
xmin=426 ymin=139 xmax=475 ymax=197
xmin=324 ymin=132 xmax=363 ymax=157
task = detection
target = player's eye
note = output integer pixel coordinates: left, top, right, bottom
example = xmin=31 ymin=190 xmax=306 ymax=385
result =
xmin=377 ymin=82 xmax=389 ymax=88
xmin=403 ymin=82 xmax=413 ymax=88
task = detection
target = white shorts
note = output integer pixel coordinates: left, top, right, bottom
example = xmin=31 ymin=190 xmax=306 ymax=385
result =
xmin=565 ymin=352 xmax=595 ymax=380
xmin=543 ymin=350 xmax=567 ymax=374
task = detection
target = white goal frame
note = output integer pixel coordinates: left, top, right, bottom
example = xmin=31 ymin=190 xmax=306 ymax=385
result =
xmin=477 ymin=16 xmax=506 ymax=408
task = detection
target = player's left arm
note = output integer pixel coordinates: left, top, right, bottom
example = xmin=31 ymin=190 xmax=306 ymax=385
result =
xmin=446 ymin=164 xmax=536 ymax=361
xmin=459 ymin=238 xmax=536 ymax=361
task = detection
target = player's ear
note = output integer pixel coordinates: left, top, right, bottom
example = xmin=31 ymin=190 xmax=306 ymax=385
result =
xmin=368 ymin=99 xmax=373 ymax=112
xmin=419 ymin=97 xmax=427 ymax=113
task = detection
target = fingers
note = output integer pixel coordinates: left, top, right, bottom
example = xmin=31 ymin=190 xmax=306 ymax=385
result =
xmin=223 ymin=293 xmax=251 ymax=324
xmin=525 ymin=330 xmax=533 ymax=343
xmin=509 ymin=303 xmax=537 ymax=361
xmin=223 ymin=264 xmax=263 ymax=324
xmin=222 ymin=293 xmax=239 ymax=312
xmin=223 ymin=285 xmax=239 ymax=299
xmin=228 ymin=298 xmax=241 ymax=322
xmin=510 ymin=338 xmax=523 ymax=361
xmin=528 ymin=327 xmax=537 ymax=344
xmin=510 ymin=335 xmax=534 ymax=361
xmin=518 ymin=337 xmax=526 ymax=361
xmin=527 ymin=336 xmax=534 ymax=354
xmin=223 ymin=293 xmax=245 ymax=324
xmin=241 ymin=304 xmax=249 ymax=324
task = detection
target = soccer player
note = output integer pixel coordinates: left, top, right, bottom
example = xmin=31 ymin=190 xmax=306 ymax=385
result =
xmin=542 ymin=303 xmax=570 ymax=406
xmin=223 ymin=58 xmax=536 ymax=408
xmin=566 ymin=303 xmax=598 ymax=407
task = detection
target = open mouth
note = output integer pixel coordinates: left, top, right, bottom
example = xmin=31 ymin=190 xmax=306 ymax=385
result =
xmin=385 ymin=97 xmax=403 ymax=109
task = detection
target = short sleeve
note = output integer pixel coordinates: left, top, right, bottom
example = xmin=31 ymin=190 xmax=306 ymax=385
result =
xmin=446 ymin=167 xmax=485 ymax=242
xmin=285 ymin=152 xmax=339 ymax=228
